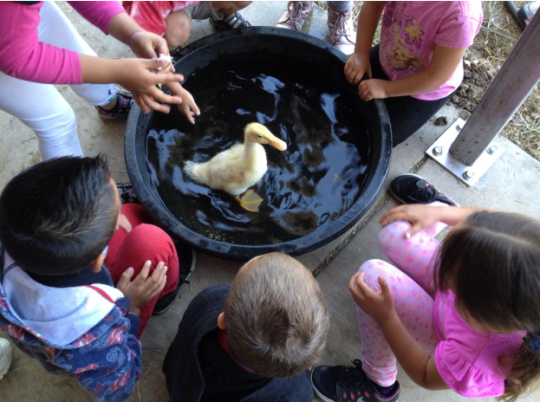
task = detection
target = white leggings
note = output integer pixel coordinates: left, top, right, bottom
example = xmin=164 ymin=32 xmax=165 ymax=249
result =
xmin=0 ymin=1 xmax=118 ymax=160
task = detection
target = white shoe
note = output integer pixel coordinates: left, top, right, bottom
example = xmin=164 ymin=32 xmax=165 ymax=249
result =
xmin=0 ymin=338 xmax=13 ymax=380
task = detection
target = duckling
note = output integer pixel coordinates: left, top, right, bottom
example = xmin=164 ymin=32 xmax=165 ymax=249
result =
xmin=184 ymin=123 xmax=287 ymax=198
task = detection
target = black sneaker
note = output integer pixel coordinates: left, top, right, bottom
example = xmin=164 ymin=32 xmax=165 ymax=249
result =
xmin=210 ymin=12 xmax=251 ymax=31
xmin=96 ymin=91 xmax=133 ymax=120
xmin=311 ymin=360 xmax=400 ymax=402
xmin=116 ymin=182 xmax=140 ymax=205
xmin=153 ymin=242 xmax=196 ymax=316
xmin=389 ymin=174 xmax=457 ymax=206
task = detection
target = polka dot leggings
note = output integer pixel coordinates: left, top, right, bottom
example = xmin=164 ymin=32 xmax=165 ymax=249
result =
xmin=356 ymin=203 xmax=448 ymax=387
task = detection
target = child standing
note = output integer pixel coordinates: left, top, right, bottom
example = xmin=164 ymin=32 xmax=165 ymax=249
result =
xmin=312 ymin=174 xmax=540 ymax=401
xmin=0 ymin=156 xmax=192 ymax=401
xmin=345 ymin=2 xmax=483 ymax=146
xmin=163 ymin=252 xmax=330 ymax=402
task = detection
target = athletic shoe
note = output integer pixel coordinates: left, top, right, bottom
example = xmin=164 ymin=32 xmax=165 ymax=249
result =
xmin=327 ymin=7 xmax=356 ymax=55
xmin=116 ymin=182 xmax=140 ymax=205
xmin=311 ymin=360 xmax=400 ymax=402
xmin=210 ymin=12 xmax=251 ymax=31
xmin=0 ymin=338 xmax=12 ymax=381
xmin=153 ymin=242 xmax=196 ymax=315
xmin=389 ymin=173 xmax=458 ymax=206
xmin=276 ymin=1 xmax=314 ymax=31
xmin=96 ymin=91 xmax=133 ymax=120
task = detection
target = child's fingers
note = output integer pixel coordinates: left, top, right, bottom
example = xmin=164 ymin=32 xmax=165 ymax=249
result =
xmin=117 ymin=267 xmax=134 ymax=290
xmin=407 ymin=223 xmax=424 ymax=238
xmin=136 ymin=260 xmax=152 ymax=282
xmin=148 ymin=86 xmax=183 ymax=105
xmin=353 ymin=70 xmax=364 ymax=84
xmin=133 ymin=94 xmax=150 ymax=114
xmin=141 ymin=94 xmax=171 ymax=114
xmin=378 ymin=276 xmax=392 ymax=298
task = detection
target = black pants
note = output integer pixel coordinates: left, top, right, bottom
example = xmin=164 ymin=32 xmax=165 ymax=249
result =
xmin=370 ymin=45 xmax=454 ymax=146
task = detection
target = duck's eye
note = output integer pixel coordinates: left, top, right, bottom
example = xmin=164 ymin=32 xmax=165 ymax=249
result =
xmin=257 ymin=135 xmax=262 ymax=138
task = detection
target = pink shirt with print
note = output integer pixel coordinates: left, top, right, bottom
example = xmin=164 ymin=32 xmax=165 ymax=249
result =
xmin=379 ymin=1 xmax=483 ymax=101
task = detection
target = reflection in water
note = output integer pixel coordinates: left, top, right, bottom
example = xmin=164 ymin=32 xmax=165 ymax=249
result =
xmin=146 ymin=61 xmax=371 ymax=245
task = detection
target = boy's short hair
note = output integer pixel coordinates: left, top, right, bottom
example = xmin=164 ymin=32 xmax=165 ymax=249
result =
xmin=223 ymin=252 xmax=330 ymax=378
xmin=0 ymin=156 xmax=118 ymax=275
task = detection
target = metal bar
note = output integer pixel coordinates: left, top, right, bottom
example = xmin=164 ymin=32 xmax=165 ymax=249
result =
xmin=449 ymin=10 xmax=540 ymax=166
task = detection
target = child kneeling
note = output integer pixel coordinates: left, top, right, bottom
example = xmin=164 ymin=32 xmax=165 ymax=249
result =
xmin=163 ymin=252 xmax=330 ymax=402
xmin=0 ymin=156 xmax=187 ymax=401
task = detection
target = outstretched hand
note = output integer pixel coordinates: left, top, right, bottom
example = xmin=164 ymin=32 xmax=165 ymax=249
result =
xmin=349 ymin=271 xmax=396 ymax=324
xmin=129 ymin=30 xmax=170 ymax=61
xmin=116 ymin=58 xmax=185 ymax=114
xmin=116 ymin=260 xmax=168 ymax=312
xmin=165 ymin=81 xmax=200 ymax=124
xmin=379 ymin=204 xmax=443 ymax=238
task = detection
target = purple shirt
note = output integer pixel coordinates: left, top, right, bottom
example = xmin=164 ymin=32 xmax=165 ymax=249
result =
xmin=433 ymin=291 xmax=525 ymax=397
xmin=379 ymin=1 xmax=483 ymax=100
xmin=0 ymin=1 xmax=125 ymax=85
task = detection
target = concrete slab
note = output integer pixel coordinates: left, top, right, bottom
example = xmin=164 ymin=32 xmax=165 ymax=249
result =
xmin=2 ymin=2 xmax=540 ymax=402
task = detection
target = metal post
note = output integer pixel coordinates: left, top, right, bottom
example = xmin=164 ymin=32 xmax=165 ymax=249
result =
xmin=450 ymin=10 xmax=540 ymax=165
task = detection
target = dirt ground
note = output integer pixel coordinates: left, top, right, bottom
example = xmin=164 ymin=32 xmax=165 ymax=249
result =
xmin=318 ymin=1 xmax=540 ymax=160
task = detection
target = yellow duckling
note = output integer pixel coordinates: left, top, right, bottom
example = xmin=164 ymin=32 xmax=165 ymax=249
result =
xmin=184 ymin=123 xmax=287 ymax=197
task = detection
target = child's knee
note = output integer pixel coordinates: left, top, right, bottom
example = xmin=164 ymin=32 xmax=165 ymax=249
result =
xmin=232 ymin=1 xmax=251 ymax=10
xmin=357 ymin=259 xmax=392 ymax=286
xmin=378 ymin=221 xmax=411 ymax=250
xmin=164 ymin=10 xmax=192 ymax=49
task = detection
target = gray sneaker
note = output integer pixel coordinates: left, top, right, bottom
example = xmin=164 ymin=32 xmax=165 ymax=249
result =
xmin=276 ymin=1 xmax=314 ymax=31
xmin=327 ymin=7 xmax=356 ymax=55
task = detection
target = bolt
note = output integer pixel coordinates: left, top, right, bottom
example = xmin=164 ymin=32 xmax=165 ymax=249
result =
xmin=486 ymin=145 xmax=497 ymax=155
xmin=463 ymin=170 xmax=475 ymax=180
xmin=432 ymin=146 xmax=443 ymax=156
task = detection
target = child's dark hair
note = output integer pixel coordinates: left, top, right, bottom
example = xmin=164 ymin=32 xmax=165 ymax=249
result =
xmin=0 ymin=156 xmax=118 ymax=275
xmin=436 ymin=211 xmax=540 ymax=401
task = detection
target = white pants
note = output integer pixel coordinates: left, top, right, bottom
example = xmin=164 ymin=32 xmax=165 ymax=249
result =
xmin=0 ymin=2 xmax=118 ymax=160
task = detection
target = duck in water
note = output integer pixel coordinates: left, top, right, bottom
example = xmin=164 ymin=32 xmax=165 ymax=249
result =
xmin=184 ymin=122 xmax=287 ymax=211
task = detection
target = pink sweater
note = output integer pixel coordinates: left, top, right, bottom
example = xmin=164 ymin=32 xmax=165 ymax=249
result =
xmin=0 ymin=1 xmax=125 ymax=85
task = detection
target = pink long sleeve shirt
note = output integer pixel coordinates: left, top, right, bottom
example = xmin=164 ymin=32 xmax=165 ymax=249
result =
xmin=0 ymin=1 xmax=125 ymax=85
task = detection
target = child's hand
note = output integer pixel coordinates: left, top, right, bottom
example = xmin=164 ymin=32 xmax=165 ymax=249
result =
xmin=358 ymin=79 xmax=389 ymax=102
xmin=129 ymin=31 xmax=170 ymax=62
xmin=116 ymin=261 xmax=168 ymax=311
xmin=166 ymin=81 xmax=200 ymax=124
xmin=380 ymin=204 xmax=442 ymax=237
xmin=349 ymin=272 xmax=396 ymax=324
xmin=345 ymin=51 xmax=372 ymax=84
xmin=116 ymin=214 xmax=132 ymax=233
xmin=115 ymin=58 xmax=184 ymax=114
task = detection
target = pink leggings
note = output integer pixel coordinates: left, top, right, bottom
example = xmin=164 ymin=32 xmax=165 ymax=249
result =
xmin=356 ymin=203 xmax=448 ymax=386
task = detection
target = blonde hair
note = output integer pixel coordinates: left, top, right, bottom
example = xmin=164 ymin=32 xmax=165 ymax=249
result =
xmin=223 ymin=252 xmax=330 ymax=378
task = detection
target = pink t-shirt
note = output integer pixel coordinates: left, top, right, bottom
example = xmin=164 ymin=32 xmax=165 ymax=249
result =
xmin=379 ymin=1 xmax=483 ymax=101
xmin=433 ymin=291 xmax=525 ymax=397
xmin=0 ymin=1 xmax=125 ymax=85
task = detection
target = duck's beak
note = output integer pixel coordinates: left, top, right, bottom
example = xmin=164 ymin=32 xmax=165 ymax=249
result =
xmin=268 ymin=137 xmax=287 ymax=151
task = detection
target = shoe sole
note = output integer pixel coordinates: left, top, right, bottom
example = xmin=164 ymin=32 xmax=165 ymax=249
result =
xmin=310 ymin=370 xmax=337 ymax=402
xmin=389 ymin=173 xmax=459 ymax=207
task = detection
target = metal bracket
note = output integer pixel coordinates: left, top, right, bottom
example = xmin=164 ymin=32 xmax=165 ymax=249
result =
xmin=426 ymin=118 xmax=504 ymax=187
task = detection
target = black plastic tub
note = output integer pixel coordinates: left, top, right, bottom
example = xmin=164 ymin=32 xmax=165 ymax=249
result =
xmin=125 ymin=27 xmax=392 ymax=260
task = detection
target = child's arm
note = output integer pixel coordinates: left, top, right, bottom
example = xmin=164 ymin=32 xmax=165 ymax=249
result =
xmin=349 ymin=273 xmax=448 ymax=390
xmin=380 ymin=204 xmax=485 ymax=237
xmin=344 ymin=2 xmax=386 ymax=84
xmin=358 ymin=45 xmax=466 ymax=102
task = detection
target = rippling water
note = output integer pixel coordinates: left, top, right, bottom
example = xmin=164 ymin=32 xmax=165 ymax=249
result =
xmin=146 ymin=60 xmax=371 ymax=245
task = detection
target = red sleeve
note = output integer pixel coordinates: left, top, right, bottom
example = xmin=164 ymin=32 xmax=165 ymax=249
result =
xmin=0 ymin=2 xmax=82 ymax=84
xmin=68 ymin=1 xmax=126 ymax=34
